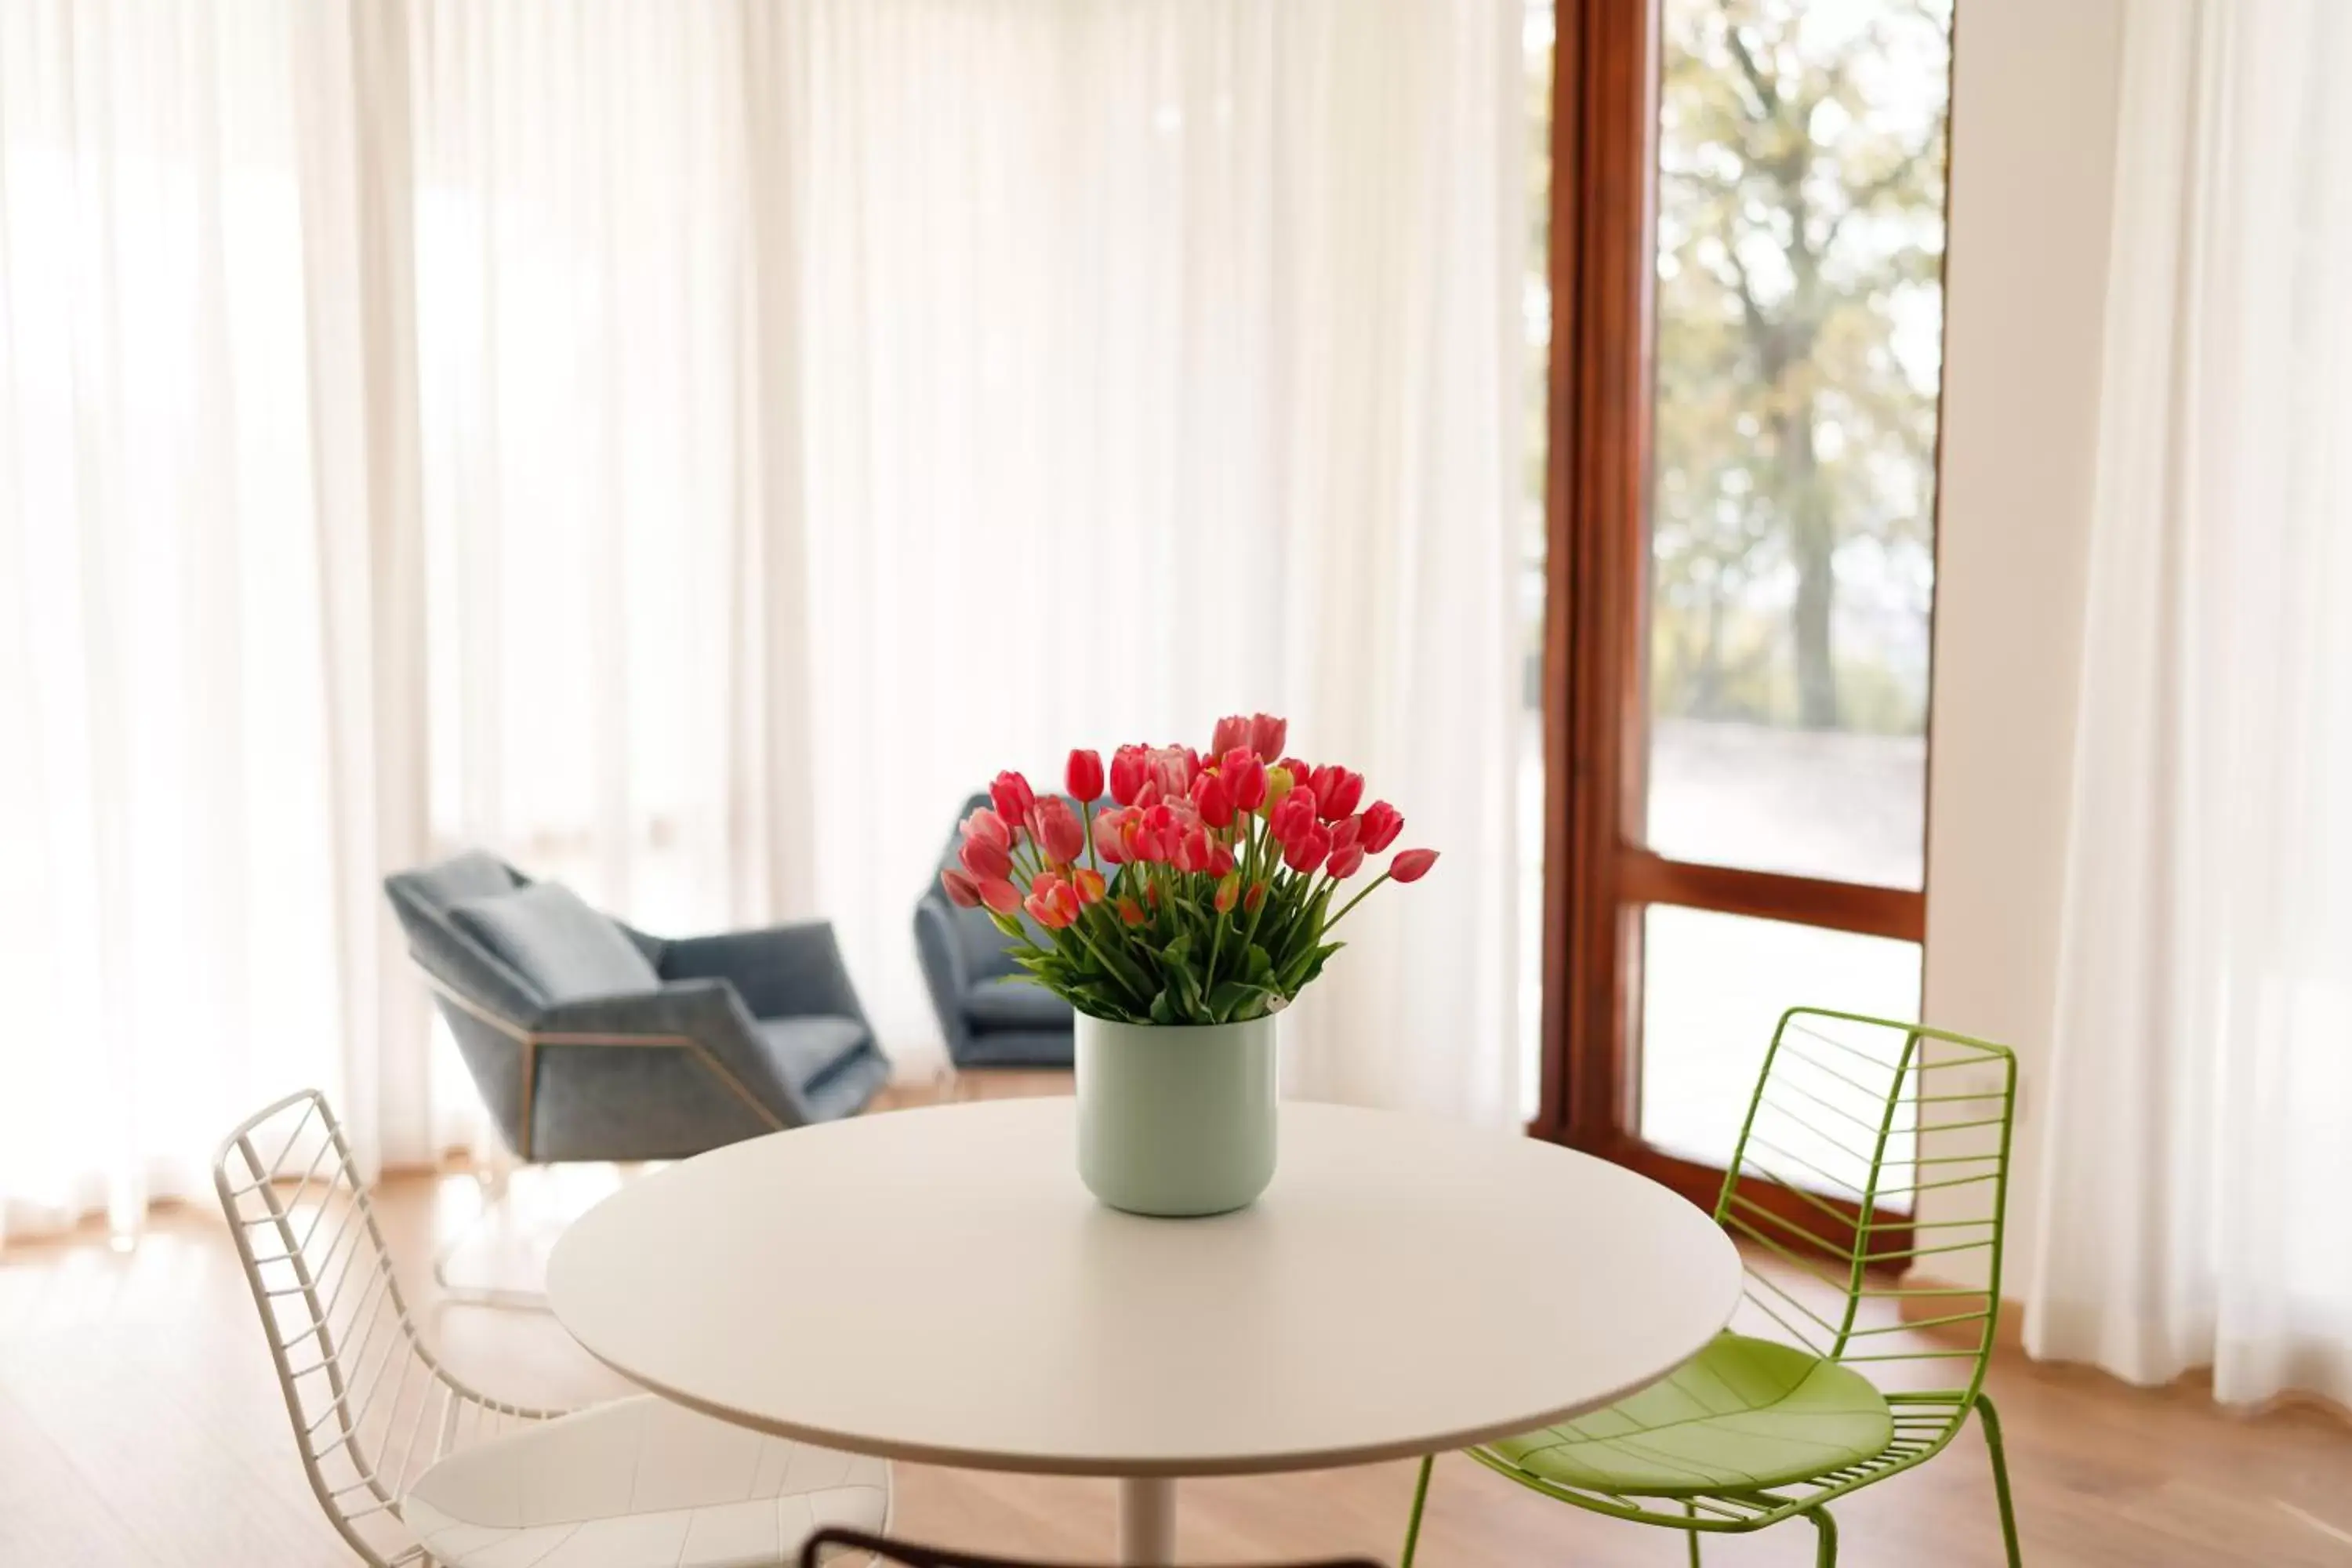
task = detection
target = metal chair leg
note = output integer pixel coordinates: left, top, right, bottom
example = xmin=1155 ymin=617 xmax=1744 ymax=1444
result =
xmin=431 ymin=1164 xmax=550 ymax=1312
xmin=1399 ymin=1455 xmax=1435 ymax=1568
xmin=1976 ymin=1393 xmax=2024 ymax=1567
xmin=1804 ymin=1506 xmax=1838 ymax=1567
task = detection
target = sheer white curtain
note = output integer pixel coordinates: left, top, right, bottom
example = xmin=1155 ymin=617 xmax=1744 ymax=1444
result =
xmin=0 ymin=0 xmax=430 ymax=1239
xmin=2027 ymin=0 xmax=2352 ymax=1406
xmin=794 ymin=0 xmax=1526 ymax=1119
xmin=1 ymin=0 xmax=1528 ymax=1241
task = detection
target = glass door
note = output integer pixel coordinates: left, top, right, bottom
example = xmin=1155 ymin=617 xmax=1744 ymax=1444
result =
xmin=1534 ymin=0 xmax=1954 ymax=1243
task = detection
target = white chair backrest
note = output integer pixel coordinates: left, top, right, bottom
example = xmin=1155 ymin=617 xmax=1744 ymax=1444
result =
xmin=214 ymin=1089 xmax=557 ymax=1567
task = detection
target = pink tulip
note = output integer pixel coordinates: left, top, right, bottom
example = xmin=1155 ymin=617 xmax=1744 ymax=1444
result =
xmin=960 ymin=835 xmax=1013 ymax=883
xmin=1109 ymin=745 xmax=1150 ymax=808
xmin=1249 ymin=713 xmax=1288 ymax=761
xmin=1132 ymin=804 xmax=1181 ymax=864
xmin=1028 ymin=797 xmax=1086 ymax=866
xmin=1359 ymin=800 xmax=1403 ymax=853
xmin=1175 ymin=828 xmax=1214 ymax=875
xmin=1072 ymin=866 xmax=1107 ymax=906
xmin=1308 ymin=764 xmax=1363 ymax=822
xmin=1210 ymin=714 xmax=1251 ymax=758
xmin=1221 ymin=749 xmax=1267 ymax=811
xmin=978 ymin=877 xmax=1021 ymax=915
xmin=961 ymin=806 xmax=1011 ymax=851
xmin=1145 ymin=745 xmax=1198 ymax=800
xmin=1391 ymin=848 xmax=1439 ymax=883
xmin=1092 ymin=807 xmax=1132 ymax=865
xmin=1283 ymin=822 xmax=1333 ymax=875
xmin=1065 ymin=749 xmax=1105 ymax=803
xmin=1024 ymin=873 xmax=1081 ymax=929
xmin=1326 ymin=843 xmax=1367 ymax=880
xmin=990 ymin=771 xmax=1036 ymax=833
xmin=940 ymin=869 xmax=982 ymax=907
xmin=1189 ymin=770 xmax=1235 ymax=829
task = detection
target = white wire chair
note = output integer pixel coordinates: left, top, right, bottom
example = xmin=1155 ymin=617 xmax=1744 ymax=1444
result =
xmin=216 ymin=1088 xmax=891 ymax=1567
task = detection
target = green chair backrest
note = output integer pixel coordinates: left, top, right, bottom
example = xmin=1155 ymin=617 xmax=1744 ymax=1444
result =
xmin=1712 ymin=1007 xmax=2018 ymax=1404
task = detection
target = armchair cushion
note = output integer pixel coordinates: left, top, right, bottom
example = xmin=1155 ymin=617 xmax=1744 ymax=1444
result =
xmin=754 ymin=1015 xmax=875 ymax=1099
xmin=448 ymin=882 xmax=662 ymax=1005
xmin=962 ymin=977 xmax=1070 ymax=1034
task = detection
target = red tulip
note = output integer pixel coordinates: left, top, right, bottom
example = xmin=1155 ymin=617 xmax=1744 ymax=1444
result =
xmin=978 ymin=877 xmax=1021 ymax=915
xmin=1269 ymin=788 xmax=1319 ymax=847
xmin=940 ymin=869 xmax=982 ymax=907
xmin=1093 ymin=807 xmax=1132 ymax=865
xmin=961 ymin=807 xmax=1011 ymax=851
xmin=1175 ymin=827 xmax=1215 ymax=875
xmin=1109 ymin=745 xmax=1150 ymax=807
xmin=1359 ymin=800 xmax=1403 ymax=853
xmin=960 ymin=835 xmax=1013 ymax=883
xmin=1210 ymin=714 xmax=1251 ymax=758
xmin=1028 ymin=797 xmax=1086 ymax=866
xmin=1244 ymin=880 xmax=1268 ymax=913
xmin=1308 ymin=764 xmax=1363 ymax=821
xmin=1214 ymin=872 xmax=1241 ymax=913
xmin=1391 ymin=848 xmax=1439 ymax=883
xmin=1249 ymin=713 xmax=1288 ymax=761
xmin=1328 ymin=815 xmax=1362 ymax=855
xmin=1189 ymin=770 xmax=1235 ymax=829
xmin=1024 ymin=873 xmax=1081 ymax=928
xmin=1072 ymin=866 xmax=1107 ymax=906
xmin=1326 ymin=843 xmax=1367 ymax=880
xmin=1066 ymin=749 xmax=1105 ymax=803
xmin=1283 ymin=822 xmax=1333 ymax=875
xmin=990 ymin=771 xmax=1036 ymax=831
xmin=1221 ymin=748 xmax=1267 ymax=811
xmin=1207 ymin=842 xmax=1236 ymax=878
xmin=1133 ymin=803 xmax=1181 ymax=863
xmin=1276 ymin=755 xmax=1312 ymax=783
xmin=1115 ymin=897 xmax=1148 ymax=927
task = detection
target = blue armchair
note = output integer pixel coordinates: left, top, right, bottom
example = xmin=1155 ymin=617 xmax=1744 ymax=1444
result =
xmin=913 ymin=794 xmax=1076 ymax=1072
xmin=386 ymin=851 xmax=889 ymax=1164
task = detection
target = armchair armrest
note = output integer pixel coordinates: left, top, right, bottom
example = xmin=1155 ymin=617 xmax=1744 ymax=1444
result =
xmin=535 ymin=978 xmax=810 ymax=1130
xmin=659 ymin=920 xmax=868 ymax=1025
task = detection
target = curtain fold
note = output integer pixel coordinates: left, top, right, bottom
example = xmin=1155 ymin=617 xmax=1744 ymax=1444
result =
xmin=2027 ymin=0 xmax=2352 ymax=1406
xmin=1 ymin=0 xmax=1530 ymax=1242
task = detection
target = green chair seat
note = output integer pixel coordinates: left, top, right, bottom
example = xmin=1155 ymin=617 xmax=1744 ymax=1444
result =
xmin=1479 ymin=1332 xmax=1893 ymax=1497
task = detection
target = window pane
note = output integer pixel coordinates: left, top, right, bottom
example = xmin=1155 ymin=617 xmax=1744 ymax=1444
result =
xmin=1637 ymin=905 xmax=1920 ymax=1178
xmin=1643 ymin=0 xmax=1951 ymax=890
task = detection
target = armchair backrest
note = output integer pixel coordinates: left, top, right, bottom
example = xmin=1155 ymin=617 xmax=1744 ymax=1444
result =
xmin=383 ymin=851 xmax=548 ymax=1153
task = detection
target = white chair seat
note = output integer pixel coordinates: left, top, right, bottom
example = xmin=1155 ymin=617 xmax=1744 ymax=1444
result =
xmin=400 ymin=1395 xmax=891 ymax=1567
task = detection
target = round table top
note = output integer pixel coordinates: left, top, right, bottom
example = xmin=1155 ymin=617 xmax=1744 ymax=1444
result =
xmin=546 ymin=1098 xmax=1743 ymax=1479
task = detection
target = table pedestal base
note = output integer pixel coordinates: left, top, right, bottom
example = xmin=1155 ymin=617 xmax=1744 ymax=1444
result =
xmin=1116 ymin=1477 xmax=1176 ymax=1566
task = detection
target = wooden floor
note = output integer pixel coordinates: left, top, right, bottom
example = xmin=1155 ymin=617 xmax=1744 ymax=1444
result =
xmin=4 ymin=1075 xmax=2350 ymax=1566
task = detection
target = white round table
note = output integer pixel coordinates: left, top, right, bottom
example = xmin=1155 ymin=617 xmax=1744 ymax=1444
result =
xmin=546 ymin=1098 xmax=1741 ymax=1566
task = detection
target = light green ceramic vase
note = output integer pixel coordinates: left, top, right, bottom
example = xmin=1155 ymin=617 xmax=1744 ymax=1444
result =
xmin=1074 ymin=1011 xmax=1277 ymax=1217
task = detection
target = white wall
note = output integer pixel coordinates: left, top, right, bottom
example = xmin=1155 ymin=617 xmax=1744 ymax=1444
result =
xmin=1921 ymin=0 xmax=2128 ymax=1293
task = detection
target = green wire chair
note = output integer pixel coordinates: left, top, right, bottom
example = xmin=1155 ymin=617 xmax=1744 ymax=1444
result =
xmin=1401 ymin=1007 xmax=2022 ymax=1567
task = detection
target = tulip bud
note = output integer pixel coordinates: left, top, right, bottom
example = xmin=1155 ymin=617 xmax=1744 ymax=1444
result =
xmin=1244 ymin=880 xmax=1268 ymax=913
xmin=1189 ymin=770 xmax=1236 ymax=829
xmin=940 ymin=869 xmax=982 ymax=907
xmin=1390 ymin=848 xmax=1439 ymax=883
xmin=1066 ymin=749 xmax=1105 ymax=803
xmin=1261 ymin=766 xmax=1294 ymax=816
xmin=960 ymin=835 xmax=1013 ymax=883
xmin=1359 ymin=800 xmax=1404 ymax=853
xmin=1109 ymin=745 xmax=1150 ymax=807
xmin=989 ymin=771 xmax=1036 ymax=831
xmin=1207 ymin=842 xmax=1236 ymax=879
xmin=1326 ymin=843 xmax=1367 ymax=880
xmin=1116 ymin=897 xmax=1148 ymax=927
xmin=1214 ymin=871 xmax=1241 ymax=913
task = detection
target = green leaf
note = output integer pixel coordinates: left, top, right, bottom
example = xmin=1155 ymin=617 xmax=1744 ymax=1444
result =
xmin=1243 ymin=945 xmax=1274 ymax=986
xmin=1149 ymin=986 xmax=1177 ymax=1025
xmin=1207 ymin=979 xmax=1274 ymax=1023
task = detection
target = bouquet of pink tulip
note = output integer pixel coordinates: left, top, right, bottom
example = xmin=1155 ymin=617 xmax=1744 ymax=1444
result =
xmin=938 ymin=713 xmax=1436 ymax=1026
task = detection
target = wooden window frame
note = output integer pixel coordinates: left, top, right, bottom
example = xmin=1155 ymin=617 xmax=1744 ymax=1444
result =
xmin=1530 ymin=0 xmax=1945 ymax=1261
